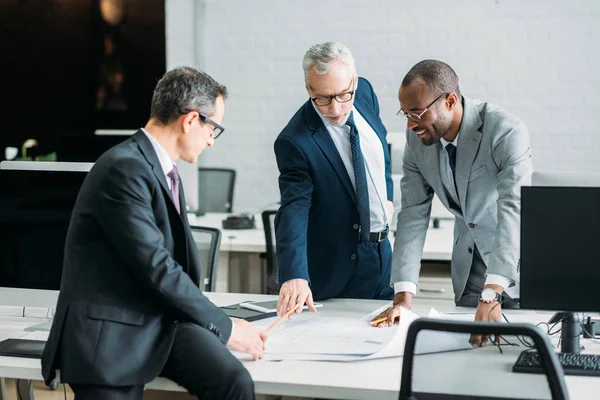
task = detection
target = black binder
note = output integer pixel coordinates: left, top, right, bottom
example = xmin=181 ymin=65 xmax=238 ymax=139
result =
xmin=220 ymin=303 xmax=276 ymax=322
xmin=0 ymin=339 xmax=46 ymax=359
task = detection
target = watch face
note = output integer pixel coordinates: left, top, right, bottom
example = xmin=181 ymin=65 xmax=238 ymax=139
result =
xmin=481 ymin=289 xmax=497 ymax=302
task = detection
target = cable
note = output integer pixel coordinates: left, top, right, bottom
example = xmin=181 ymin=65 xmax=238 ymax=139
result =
xmin=16 ymin=379 xmax=23 ymax=400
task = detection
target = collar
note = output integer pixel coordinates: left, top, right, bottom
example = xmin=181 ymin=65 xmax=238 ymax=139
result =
xmin=141 ymin=128 xmax=176 ymax=175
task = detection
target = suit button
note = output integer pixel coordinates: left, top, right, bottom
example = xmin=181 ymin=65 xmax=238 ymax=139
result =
xmin=207 ymin=323 xmax=215 ymax=331
xmin=350 ymin=254 xmax=356 ymax=260
xmin=468 ymin=223 xmax=475 ymax=229
xmin=353 ymin=224 xmax=359 ymax=230
xmin=468 ymin=248 xmax=473 ymax=254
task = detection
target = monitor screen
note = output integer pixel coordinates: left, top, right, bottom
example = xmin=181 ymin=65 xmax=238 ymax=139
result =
xmin=520 ymin=175 xmax=600 ymax=312
xmin=0 ymin=164 xmax=89 ymax=291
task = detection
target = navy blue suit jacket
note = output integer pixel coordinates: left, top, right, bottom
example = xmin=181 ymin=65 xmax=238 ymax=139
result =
xmin=274 ymin=77 xmax=393 ymax=300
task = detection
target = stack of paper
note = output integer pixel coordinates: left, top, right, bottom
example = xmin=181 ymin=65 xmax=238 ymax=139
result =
xmin=233 ymin=306 xmax=474 ymax=362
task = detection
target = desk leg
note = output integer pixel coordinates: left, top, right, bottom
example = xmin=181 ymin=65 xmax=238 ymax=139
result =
xmin=0 ymin=378 xmax=7 ymax=400
xmin=16 ymin=379 xmax=34 ymax=400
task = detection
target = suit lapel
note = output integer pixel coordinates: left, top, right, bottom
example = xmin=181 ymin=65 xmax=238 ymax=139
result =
xmin=421 ymin=143 xmax=456 ymax=213
xmin=132 ymin=130 xmax=192 ymax=276
xmin=455 ymin=98 xmax=483 ymax=208
xmin=305 ymin=101 xmax=357 ymax=205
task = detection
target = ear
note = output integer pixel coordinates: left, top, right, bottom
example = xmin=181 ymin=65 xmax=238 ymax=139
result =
xmin=181 ymin=111 xmax=198 ymax=134
xmin=445 ymin=93 xmax=459 ymax=111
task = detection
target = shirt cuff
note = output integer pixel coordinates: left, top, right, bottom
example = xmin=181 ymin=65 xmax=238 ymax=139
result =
xmin=229 ymin=318 xmax=235 ymax=336
xmin=394 ymin=281 xmax=417 ymax=295
xmin=484 ymin=274 xmax=512 ymax=291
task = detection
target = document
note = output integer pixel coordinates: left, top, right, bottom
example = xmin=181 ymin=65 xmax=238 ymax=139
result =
xmin=253 ymin=314 xmax=397 ymax=355
xmin=233 ymin=306 xmax=473 ymax=362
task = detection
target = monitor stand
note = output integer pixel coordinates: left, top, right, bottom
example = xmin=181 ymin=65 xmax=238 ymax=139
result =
xmin=548 ymin=312 xmax=581 ymax=354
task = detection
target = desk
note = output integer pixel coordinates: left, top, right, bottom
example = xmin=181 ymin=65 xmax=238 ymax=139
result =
xmin=1 ymin=293 xmax=600 ymax=399
xmin=188 ymin=213 xmax=454 ymax=293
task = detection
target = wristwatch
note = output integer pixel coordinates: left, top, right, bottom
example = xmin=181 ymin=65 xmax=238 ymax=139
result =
xmin=479 ymin=288 xmax=501 ymax=304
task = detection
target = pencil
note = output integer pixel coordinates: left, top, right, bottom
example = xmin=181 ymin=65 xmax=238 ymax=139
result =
xmin=370 ymin=316 xmax=389 ymax=325
xmin=267 ymin=303 xmax=301 ymax=331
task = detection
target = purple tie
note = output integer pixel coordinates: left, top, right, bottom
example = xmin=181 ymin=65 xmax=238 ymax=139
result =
xmin=167 ymin=166 xmax=181 ymax=215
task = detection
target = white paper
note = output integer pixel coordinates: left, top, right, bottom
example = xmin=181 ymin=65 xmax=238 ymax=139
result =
xmin=233 ymin=306 xmax=473 ymax=362
xmin=253 ymin=314 xmax=397 ymax=355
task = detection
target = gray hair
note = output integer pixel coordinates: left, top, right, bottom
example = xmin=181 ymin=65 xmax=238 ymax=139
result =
xmin=302 ymin=41 xmax=356 ymax=83
xmin=150 ymin=67 xmax=228 ymax=126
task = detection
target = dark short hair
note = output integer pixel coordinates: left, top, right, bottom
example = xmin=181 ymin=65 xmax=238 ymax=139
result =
xmin=401 ymin=60 xmax=461 ymax=99
xmin=150 ymin=67 xmax=228 ymax=125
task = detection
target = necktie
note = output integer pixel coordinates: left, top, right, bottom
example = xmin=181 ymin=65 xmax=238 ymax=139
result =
xmin=167 ymin=165 xmax=181 ymax=215
xmin=445 ymin=143 xmax=459 ymax=197
xmin=346 ymin=111 xmax=370 ymax=241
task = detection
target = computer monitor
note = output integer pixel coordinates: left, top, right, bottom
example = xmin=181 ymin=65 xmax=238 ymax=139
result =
xmin=0 ymin=161 xmax=92 ymax=308
xmin=520 ymin=171 xmax=600 ymax=353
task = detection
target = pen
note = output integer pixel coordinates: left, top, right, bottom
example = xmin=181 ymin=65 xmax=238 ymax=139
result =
xmin=370 ymin=317 xmax=389 ymax=325
xmin=267 ymin=303 xmax=301 ymax=331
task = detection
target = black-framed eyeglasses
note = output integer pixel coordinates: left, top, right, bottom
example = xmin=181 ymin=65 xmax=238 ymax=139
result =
xmin=310 ymin=79 xmax=356 ymax=106
xmin=199 ymin=114 xmax=225 ymax=139
xmin=396 ymin=92 xmax=449 ymax=122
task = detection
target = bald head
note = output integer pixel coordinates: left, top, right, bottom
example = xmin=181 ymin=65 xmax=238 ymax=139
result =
xmin=401 ymin=60 xmax=461 ymax=98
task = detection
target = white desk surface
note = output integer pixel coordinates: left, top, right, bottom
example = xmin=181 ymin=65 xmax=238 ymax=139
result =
xmin=1 ymin=293 xmax=600 ymax=399
xmin=189 ymin=213 xmax=454 ymax=261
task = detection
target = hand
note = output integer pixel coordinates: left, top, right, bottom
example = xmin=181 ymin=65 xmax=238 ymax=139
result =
xmin=226 ymin=319 xmax=268 ymax=360
xmin=371 ymin=292 xmax=412 ymax=328
xmin=277 ymin=278 xmax=317 ymax=317
xmin=470 ymin=300 xmax=503 ymax=348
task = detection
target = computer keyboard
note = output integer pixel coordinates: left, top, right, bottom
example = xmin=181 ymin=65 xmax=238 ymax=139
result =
xmin=19 ymin=330 xmax=50 ymax=341
xmin=513 ymin=350 xmax=600 ymax=377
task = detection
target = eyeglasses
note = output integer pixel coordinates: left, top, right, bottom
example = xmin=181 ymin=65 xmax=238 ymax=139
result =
xmin=396 ymin=92 xmax=449 ymax=122
xmin=310 ymin=79 xmax=356 ymax=106
xmin=199 ymin=114 xmax=225 ymax=139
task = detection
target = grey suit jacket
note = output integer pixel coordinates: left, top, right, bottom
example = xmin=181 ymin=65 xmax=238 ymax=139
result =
xmin=391 ymin=97 xmax=533 ymax=300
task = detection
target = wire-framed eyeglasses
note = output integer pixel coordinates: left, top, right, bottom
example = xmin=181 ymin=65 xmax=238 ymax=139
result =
xmin=396 ymin=92 xmax=449 ymax=122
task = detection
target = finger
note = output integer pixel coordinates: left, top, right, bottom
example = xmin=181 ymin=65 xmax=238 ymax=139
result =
xmin=480 ymin=334 xmax=490 ymax=347
xmin=277 ymin=291 xmax=290 ymax=316
xmin=295 ymin=293 xmax=307 ymax=314
xmin=283 ymin=290 xmax=296 ymax=316
xmin=259 ymin=329 xmax=269 ymax=343
xmin=469 ymin=334 xmax=481 ymax=348
xmin=306 ymin=291 xmax=318 ymax=312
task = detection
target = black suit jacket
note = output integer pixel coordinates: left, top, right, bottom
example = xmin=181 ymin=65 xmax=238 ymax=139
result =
xmin=41 ymin=130 xmax=232 ymax=386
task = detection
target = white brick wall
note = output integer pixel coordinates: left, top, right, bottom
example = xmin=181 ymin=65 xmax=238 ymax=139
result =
xmin=167 ymin=0 xmax=600 ymax=212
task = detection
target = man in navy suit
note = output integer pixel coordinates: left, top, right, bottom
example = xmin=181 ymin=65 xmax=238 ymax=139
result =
xmin=274 ymin=42 xmax=394 ymax=316
xmin=42 ymin=67 xmax=267 ymax=400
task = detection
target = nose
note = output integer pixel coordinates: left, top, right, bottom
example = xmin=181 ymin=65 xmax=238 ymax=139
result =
xmin=407 ymin=118 xmax=419 ymax=131
xmin=327 ymin=100 xmax=342 ymax=116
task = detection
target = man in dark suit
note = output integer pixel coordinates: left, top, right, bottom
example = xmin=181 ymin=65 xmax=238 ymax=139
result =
xmin=42 ymin=67 xmax=268 ymax=400
xmin=274 ymin=42 xmax=394 ymax=316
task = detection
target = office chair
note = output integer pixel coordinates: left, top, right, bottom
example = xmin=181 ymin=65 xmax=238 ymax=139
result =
xmin=197 ymin=167 xmax=236 ymax=214
xmin=261 ymin=210 xmax=279 ymax=295
xmin=400 ymin=318 xmax=568 ymax=400
xmin=190 ymin=226 xmax=221 ymax=292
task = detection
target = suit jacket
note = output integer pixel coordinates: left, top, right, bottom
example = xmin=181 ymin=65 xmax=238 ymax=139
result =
xmin=391 ymin=97 xmax=533 ymax=300
xmin=274 ymin=77 xmax=393 ymax=300
xmin=41 ymin=130 xmax=232 ymax=386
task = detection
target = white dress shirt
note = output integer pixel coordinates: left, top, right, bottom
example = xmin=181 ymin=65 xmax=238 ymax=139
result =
xmin=394 ymin=131 xmax=512 ymax=295
xmin=312 ymin=104 xmax=388 ymax=232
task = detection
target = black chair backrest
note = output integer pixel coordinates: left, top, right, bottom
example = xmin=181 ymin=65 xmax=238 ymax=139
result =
xmin=400 ymin=318 xmax=568 ymax=400
xmin=189 ymin=225 xmax=221 ymax=292
xmin=261 ymin=210 xmax=279 ymax=294
xmin=197 ymin=167 xmax=236 ymax=213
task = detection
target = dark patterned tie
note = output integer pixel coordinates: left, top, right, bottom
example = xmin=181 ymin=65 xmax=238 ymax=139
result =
xmin=167 ymin=165 xmax=181 ymax=215
xmin=446 ymin=143 xmax=459 ymax=197
xmin=346 ymin=111 xmax=370 ymax=241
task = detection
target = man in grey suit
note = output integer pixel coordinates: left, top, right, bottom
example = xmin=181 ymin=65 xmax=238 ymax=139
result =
xmin=372 ymin=60 xmax=532 ymax=346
